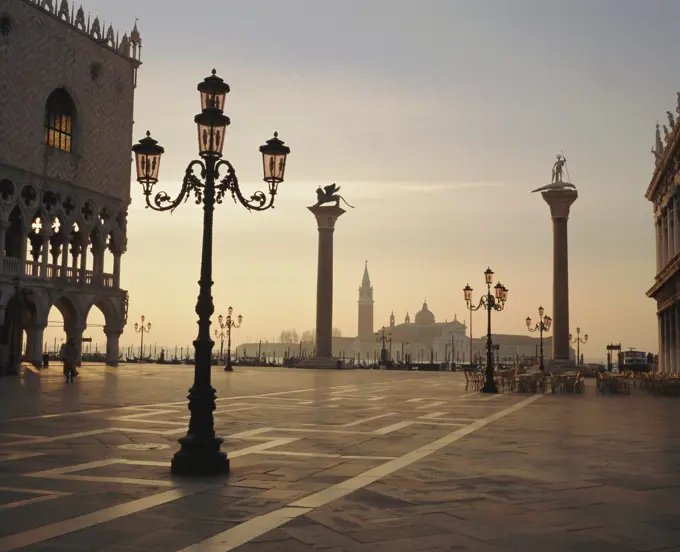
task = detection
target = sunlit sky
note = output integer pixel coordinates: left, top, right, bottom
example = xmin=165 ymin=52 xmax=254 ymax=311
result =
xmin=45 ymin=0 xmax=680 ymax=361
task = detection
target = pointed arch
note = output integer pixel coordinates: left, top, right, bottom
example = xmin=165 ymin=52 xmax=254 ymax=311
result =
xmin=45 ymin=88 xmax=76 ymax=152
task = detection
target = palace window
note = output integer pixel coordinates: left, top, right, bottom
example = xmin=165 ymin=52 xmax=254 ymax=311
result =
xmin=44 ymin=88 xmax=75 ymax=152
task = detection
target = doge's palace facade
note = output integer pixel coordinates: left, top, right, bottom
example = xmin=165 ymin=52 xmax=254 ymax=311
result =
xmin=0 ymin=0 xmax=141 ymax=372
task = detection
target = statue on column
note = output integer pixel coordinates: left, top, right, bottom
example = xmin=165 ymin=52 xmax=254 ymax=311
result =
xmin=313 ymin=183 xmax=355 ymax=208
xmin=531 ymin=154 xmax=577 ymax=193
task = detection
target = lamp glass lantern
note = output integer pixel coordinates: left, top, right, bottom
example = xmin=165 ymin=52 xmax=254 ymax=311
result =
xmin=197 ymin=70 xmax=230 ymax=112
xmin=463 ymin=284 xmax=473 ymax=302
xmin=501 ymin=286 xmax=509 ymax=302
xmin=259 ymin=132 xmax=291 ymax=189
xmin=237 ymin=314 xmax=243 ymax=325
xmin=538 ymin=306 xmax=544 ymax=318
xmin=525 ymin=316 xmax=532 ymax=328
xmin=494 ymin=282 xmax=503 ymax=299
xmin=194 ymin=108 xmax=230 ymax=157
xmin=132 ymin=132 xmax=165 ymax=187
xmin=484 ymin=267 xmax=494 ymax=285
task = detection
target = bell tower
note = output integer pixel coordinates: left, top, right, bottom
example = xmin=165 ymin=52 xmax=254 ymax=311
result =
xmin=358 ymin=261 xmax=374 ymax=341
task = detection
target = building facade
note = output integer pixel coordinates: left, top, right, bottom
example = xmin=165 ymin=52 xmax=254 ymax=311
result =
xmin=0 ymin=0 xmax=141 ymax=373
xmin=646 ymin=96 xmax=680 ymax=373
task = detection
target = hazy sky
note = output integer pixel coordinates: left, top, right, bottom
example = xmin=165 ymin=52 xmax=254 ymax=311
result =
xmin=45 ymin=0 xmax=680 ymax=361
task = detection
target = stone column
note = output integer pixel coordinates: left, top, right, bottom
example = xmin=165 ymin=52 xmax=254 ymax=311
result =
xmin=668 ymin=208 xmax=675 ymax=262
xmin=675 ymin=304 xmax=680 ymax=374
xmin=61 ymin=236 xmax=71 ymax=281
xmin=658 ymin=312 xmax=665 ymax=373
xmin=79 ymin=239 xmax=88 ymax=284
xmin=0 ymin=219 xmax=9 ymax=273
xmin=40 ymin=231 xmax=52 ymax=278
xmin=113 ymin=251 xmax=122 ymax=288
xmin=19 ymin=227 xmax=28 ymax=275
xmin=675 ymin=199 xmax=680 ymax=258
xmin=656 ymin=217 xmax=663 ymax=274
xmin=301 ymin=205 xmax=346 ymax=369
xmin=104 ymin=328 xmax=122 ymax=367
xmin=662 ymin=213 xmax=669 ymax=268
xmin=669 ymin=309 xmax=676 ymax=374
xmin=26 ymin=324 xmax=46 ymax=368
xmin=542 ymin=189 xmax=578 ymax=371
xmin=663 ymin=310 xmax=672 ymax=374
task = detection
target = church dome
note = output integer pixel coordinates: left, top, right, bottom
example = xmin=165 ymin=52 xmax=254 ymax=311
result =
xmin=414 ymin=302 xmax=435 ymax=325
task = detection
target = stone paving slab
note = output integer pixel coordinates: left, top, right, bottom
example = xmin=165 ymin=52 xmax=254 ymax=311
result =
xmin=0 ymin=364 xmax=678 ymax=551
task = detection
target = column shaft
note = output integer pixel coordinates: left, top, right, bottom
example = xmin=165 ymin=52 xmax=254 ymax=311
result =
xmin=675 ymin=304 xmax=680 ymax=374
xmin=0 ymin=220 xmax=8 ymax=273
xmin=675 ymin=200 xmax=680 ymax=257
xmin=658 ymin=312 xmax=665 ymax=373
xmin=656 ymin=218 xmax=663 ymax=274
xmin=662 ymin=214 xmax=669 ymax=267
xmin=315 ymin=227 xmax=334 ymax=358
xmin=113 ymin=253 xmax=121 ymax=288
xmin=665 ymin=311 xmax=672 ymax=374
xmin=552 ymin=217 xmax=570 ymax=361
xmin=105 ymin=331 xmax=121 ymax=367
xmin=669 ymin=209 xmax=675 ymax=262
xmin=670 ymin=309 xmax=676 ymax=374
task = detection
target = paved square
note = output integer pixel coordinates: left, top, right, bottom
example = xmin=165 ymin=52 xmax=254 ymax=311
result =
xmin=0 ymin=364 xmax=679 ymax=551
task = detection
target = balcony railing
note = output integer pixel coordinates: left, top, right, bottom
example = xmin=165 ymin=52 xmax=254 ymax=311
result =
xmin=1 ymin=257 xmax=116 ymax=288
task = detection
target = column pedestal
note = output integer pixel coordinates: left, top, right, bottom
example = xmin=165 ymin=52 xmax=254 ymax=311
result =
xmin=541 ymin=189 xmax=578 ymax=373
xmin=298 ymin=205 xmax=346 ymax=370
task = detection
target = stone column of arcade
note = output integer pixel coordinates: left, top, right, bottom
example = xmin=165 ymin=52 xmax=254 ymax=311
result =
xmin=300 ymin=199 xmax=346 ymax=369
xmin=533 ymin=154 xmax=578 ymax=373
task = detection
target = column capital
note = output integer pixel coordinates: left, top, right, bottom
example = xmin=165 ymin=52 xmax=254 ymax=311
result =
xmin=307 ymin=205 xmax=346 ymax=230
xmin=541 ymin=189 xmax=578 ymax=219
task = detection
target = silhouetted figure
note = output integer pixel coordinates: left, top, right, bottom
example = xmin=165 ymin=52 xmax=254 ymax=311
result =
xmin=61 ymin=338 xmax=78 ymax=382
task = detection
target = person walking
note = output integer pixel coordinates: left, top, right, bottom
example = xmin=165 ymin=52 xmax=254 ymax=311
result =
xmin=61 ymin=338 xmax=78 ymax=382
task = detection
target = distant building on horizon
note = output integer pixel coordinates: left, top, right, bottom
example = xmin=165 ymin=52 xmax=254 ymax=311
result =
xmin=237 ymin=261 xmax=564 ymax=364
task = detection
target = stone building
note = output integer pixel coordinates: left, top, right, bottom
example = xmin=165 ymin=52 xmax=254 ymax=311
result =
xmin=0 ymin=0 xmax=141 ymax=373
xmin=646 ymin=95 xmax=680 ymax=373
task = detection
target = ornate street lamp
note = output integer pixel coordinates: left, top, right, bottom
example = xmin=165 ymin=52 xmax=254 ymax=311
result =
xmin=375 ymin=327 xmax=391 ymax=364
xmin=569 ymin=327 xmax=588 ymax=366
xmin=134 ymin=315 xmax=151 ymax=360
xmin=132 ymin=70 xmax=290 ymax=476
xmin=463 ymin=268 xmax=508 ymax=393
xmin=215 ymin=306 xmax=242 ymax=372
xmin=526 ymin=306 xmax=552 ymax=371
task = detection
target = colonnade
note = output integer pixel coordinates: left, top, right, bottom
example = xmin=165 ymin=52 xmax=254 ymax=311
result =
xmin=655 ymin=195 xmax=680 ymax=273
xmin=658 ymin=305 xmax=680 ymax=374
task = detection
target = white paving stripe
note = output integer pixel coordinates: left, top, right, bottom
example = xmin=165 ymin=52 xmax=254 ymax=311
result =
xmin=178 ymin=394 xmax=543 ymax=552
xmin=416 ymin=401 xmax=446 ymax=409
xmin=342 ymin=413 xmax=395 ymax=427
xmin=0 ymin=486 xmax=218 ymax=552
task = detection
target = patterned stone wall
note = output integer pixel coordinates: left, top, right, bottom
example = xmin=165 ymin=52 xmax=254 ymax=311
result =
xmin=0 ymin=0 xmax=137 ymax=203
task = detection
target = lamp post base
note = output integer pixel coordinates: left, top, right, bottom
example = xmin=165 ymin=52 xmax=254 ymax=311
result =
xmin=224 ymin=364 xmax=233 ymax=372
xmin=171 ymin=435 xmax=230 ymax=476
xmin=481 ymin=381 xmax=499 ymax=394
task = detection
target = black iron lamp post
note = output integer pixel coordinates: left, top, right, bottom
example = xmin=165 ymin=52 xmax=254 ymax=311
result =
xmin=526 ymin=306 xmax=552 ymax=371
xmin=216 ymin=306 xmax=242 ymax=372
xmin=376 ymin=327 xmax=391 ymax=363
xmin=569 ymin=327 xmax=588 ymax=366
xmin=134 ymin=315 xmax=151 ymax=360
xmin=463 ymin=268 xmax=508 ymax=394
xmin=132 ymin=69 xmax=290 ymax=476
